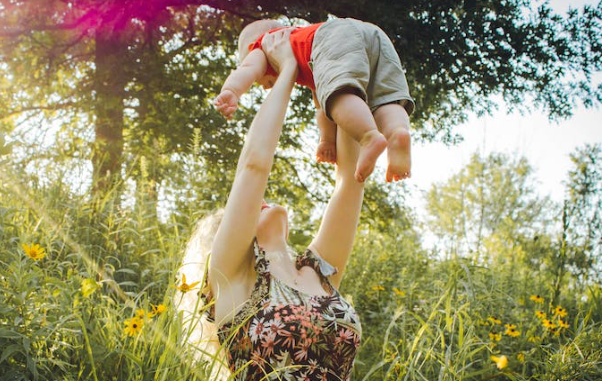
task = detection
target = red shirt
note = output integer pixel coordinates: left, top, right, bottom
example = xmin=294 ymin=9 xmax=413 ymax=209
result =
xmin=249 ymin=23 xmax=324 ymax=90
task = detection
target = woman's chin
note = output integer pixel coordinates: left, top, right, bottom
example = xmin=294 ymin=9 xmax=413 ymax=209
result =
xmin=257 ymin=205 xmax=288 ymax=239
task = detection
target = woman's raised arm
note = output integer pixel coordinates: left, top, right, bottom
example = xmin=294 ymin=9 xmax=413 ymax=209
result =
xmin=210 ymin=30 xmax=297 ymax=285
xmin=310 ymin=127 xmax=365 ymax=289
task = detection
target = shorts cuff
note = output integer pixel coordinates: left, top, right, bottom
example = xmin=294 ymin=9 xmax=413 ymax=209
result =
xmin=370 ymin=95 xmax=415 ymax=116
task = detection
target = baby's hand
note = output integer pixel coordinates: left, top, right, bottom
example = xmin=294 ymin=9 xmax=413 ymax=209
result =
xmin=214 ymin=89 xmax=239 ymax=119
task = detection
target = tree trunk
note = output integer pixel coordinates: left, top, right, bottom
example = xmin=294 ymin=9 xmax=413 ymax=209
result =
xmin=92 ymin=25 xmax=127 ymax=199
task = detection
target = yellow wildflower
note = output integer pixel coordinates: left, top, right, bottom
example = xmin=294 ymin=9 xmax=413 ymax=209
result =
xmin=553 ymin=306 xmax=567 ymax=318
xmin=392 ymin=287 xmax=405 ymax=296
xmin=529 ymin=295 xmax=544 ymax=304
xmin=505 ymin=327 xmax=520 ymax=337
xmin=490 ymin=355 xmax=508 ymax=370
xmin=150 ymin=304 xmax=166 ymax=316
xmin=489 ymin=332 xmax=502 ymax=342
xmin=81 ymin=278 xmax=101 ymax=297
xmin=372 ymin=285 xmax=385 ymax=291
xmin=504 ymin=323 xmax=516 ymax=330
xmin=558 ymin=320 xmax=569 ymax=329
xmin=542 ymin=319 xmax=556 ymax=329
xmin=488 ymin=316 xmax=502 ymax=325
xmin=535 ymin=310 xmax=546 ymax=319
xmin=124 ymin=317 xmax=144 ymax=337
xmin=551 ymin=327 xmax=560 ymax=337
xmin=517 ymin=352 xmax=525 ymax=362
xmin=177 ymin=274 xmax=200 ymax=293
xmin=22 ymin=243 xmax=46 ymax=261
xmin=135 ymin=309 xmax=151 ymax=320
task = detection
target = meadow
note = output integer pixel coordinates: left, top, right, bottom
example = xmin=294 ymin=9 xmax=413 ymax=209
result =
xmin=1 ymin=147 xmax=601 ymax=381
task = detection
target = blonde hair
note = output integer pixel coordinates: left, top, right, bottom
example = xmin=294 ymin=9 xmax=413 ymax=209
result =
xmin=238 ymin=19 xmax=284 ymax=63
xmin=175 ymin=210 xmax=229 ymax=380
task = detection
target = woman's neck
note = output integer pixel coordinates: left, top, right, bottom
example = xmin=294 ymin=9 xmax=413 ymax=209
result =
xmin=259 ymin=237 xmax=287 ymax=253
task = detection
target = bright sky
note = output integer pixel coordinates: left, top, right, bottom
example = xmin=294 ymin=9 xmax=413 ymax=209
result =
xmin=403 ymin=0 xmax=602 ymax=206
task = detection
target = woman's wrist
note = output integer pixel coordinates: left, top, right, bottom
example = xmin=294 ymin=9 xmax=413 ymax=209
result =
xmin=277 ymin=62 xmax=297 ymax=81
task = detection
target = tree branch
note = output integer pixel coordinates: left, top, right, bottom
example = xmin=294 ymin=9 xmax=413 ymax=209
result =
xmin=3 ymin=102 xmax=78 ymax=120
xmin=0 ymin=20 xmax=82 ymax=38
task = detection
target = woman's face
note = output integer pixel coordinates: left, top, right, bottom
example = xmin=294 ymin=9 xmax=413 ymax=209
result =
xmin=257 ymin=201 xmax=289 ymax=241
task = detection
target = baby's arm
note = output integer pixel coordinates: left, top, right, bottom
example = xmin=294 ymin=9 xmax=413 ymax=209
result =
xmin=313 ymin=91 xmax=337 ymax=163
xmin=215 ymin=49 xmax=269 ymax=119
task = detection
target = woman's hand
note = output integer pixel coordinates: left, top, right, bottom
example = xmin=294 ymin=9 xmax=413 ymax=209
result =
xmin=261 ymin=28 xmax=296 ymax=73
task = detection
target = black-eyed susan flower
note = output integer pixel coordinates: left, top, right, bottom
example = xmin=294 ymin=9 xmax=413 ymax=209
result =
xmin=489 ymin=332 xmax=502 ymax=342
xmin=22 ymin=243 xmax=46 ymax=261
xmin=517 ymin=352 xmax=525 ymax=362
xmin=150 ymin=303 xmax=166 ymax=316
xmin=490 ymin=355 xmax=508 ymax=370
xmin=505 ymin=327 xmax=520 ymax=337
xmin=553 ymin=306 xmax=567 ymax=318
xmin=488 ymin=316 xmax=502 ymax=325
xmin=392 ymin=287 xmax=405 ymax=296
xmin=551 ymin=327 xmax=560 ymax=337
xmin=535 ymin=310 xmax=546 ymax=319
xmin=372 ymin=285 xmax=385 ymax=291
xmin=135 ymin=309 xmax=151 ymax=320
xmin=504 ymin=323 xmax=516 ymax=330
xmin=81 ymin=278 xmax=101 ymax=297
xmin=558 ymin=320 xmax=569 ymax=329
xmin=177 ymin=274 xmax=200 ymax=293
xmin=542 ymin=319 xmax=556 ymax=329
xmin=529 ymin=295 xmax=544 ymax=304
xmin=124 ymin=317 xmax=144 ymax=336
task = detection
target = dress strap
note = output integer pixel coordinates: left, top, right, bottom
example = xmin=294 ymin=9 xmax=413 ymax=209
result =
xmin=296 ymin=248 xmax=338 ymax=293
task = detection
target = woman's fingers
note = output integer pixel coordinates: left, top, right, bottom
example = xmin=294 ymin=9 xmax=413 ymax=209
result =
xmin=261 ymin=27 xmax=295 ymax=72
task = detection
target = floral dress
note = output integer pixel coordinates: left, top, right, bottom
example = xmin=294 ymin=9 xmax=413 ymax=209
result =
xmin=204 ymin=239 xmax=361 ymax=381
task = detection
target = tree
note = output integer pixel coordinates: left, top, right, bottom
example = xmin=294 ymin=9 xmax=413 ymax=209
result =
xmin=554 ymin=144 xmax=602 ymax=294
xmin=425 ymin=152 xmax=552 ymax=262
xmin=1 ymin=0 xmax=600 ymax=205
xmin=0 ymin=1 xmax=245 ymax=202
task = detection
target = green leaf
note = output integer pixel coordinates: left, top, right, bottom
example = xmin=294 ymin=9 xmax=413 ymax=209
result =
xmin=0 ymin=344 xmax=23 ymax=364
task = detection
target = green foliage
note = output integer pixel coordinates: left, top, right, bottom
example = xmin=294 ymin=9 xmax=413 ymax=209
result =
xmin=0 ymin=163 xmax=205 ymax=380
xmin=425 ymin=152 xmax=552 ymax=262
xmin=1 ymin=146 xmax=602 ymax=380
xmin=2 ymin=0 xmax=602 ymax=204
xmin=343 ymin=229 xmax=602 ymax=380
xmin=563 ymin=144 xmax=602 ymax=283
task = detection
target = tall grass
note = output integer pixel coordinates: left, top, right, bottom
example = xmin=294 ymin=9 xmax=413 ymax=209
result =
xmin=1 ymin=166 xmax=601 ymax=380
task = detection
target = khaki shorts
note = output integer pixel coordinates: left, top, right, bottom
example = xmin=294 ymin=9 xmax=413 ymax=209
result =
xmin=310 ymin=18 xmax=415 ymax=120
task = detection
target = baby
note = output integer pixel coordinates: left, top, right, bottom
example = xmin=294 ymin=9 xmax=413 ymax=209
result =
xmin=215 ymin=18 xmax=415 ymax=182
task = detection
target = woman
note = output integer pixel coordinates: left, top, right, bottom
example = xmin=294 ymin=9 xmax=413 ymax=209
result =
xmin=179 ymin=29 xmax=365 ymax=381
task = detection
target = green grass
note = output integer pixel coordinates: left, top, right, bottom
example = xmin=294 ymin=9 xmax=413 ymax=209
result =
xmin=1 ymin=168 xmax=601 ymax=381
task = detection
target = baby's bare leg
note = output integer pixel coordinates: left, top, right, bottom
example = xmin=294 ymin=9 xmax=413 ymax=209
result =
xmin=328 ymin=91 xmax=387 ymax=182
xmin=373 ymin=103 xmax=411 ymax=182
xmin=316 ymin=109 xmax=337 ymax=164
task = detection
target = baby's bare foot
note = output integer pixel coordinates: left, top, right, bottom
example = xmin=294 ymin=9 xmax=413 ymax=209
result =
xmin=317 ymin=140 xmax=337 ymax=164
xmin=385 ymin=129 xmax=411 ymax=182
xmin=355 ymin=131 xmax=387 ymax=182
